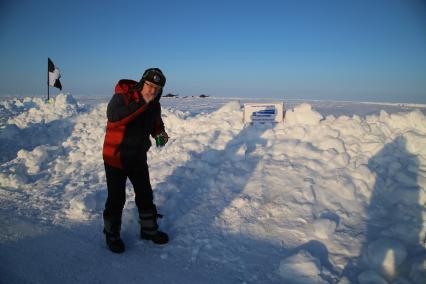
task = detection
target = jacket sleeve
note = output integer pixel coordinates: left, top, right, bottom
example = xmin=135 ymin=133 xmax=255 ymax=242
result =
xmin=150 ymin=102 xmax=165 ymax=137
xmin=106 ymin=94 xmax=150 ymax=128
xmin=107 ymin=94 xmax=141 ymax=122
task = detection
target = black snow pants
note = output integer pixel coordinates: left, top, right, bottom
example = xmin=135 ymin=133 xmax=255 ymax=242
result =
xmin=103 ymin=162 xmax=155 ymax=220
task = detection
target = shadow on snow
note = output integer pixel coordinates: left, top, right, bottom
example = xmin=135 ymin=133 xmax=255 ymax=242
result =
xmin=153 ymin=122 xmax=339 ymax=282
xmin=343 ymin=136 xmax=425 ymax=283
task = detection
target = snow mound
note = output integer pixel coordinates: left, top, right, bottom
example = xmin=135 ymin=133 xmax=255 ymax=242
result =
xmin=17 ymin=145 xmax=59 ymax=175
xmin=216 ymin=100 xmax=241 ymax=113
xmin=285 ymin=103 xmax=324 ymax=126
xmin=4 ymin=93 xmax=82 ymax=128
xmin=208 ymin=101 xmax=243 ymax=127
xmin=0 ymin=94 xmax=80 ymax=164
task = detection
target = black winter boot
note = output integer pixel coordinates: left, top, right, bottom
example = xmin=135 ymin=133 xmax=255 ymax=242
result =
xmin=139 ymin=207 xmax=169 ymax=245
xmin=103 ymin=213 xmax=125 ymax=253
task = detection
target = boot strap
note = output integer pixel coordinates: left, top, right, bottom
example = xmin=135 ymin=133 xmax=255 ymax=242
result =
xmin=139 ymin=213 xmax=163 ymax=220
xmin=139 ymin=212 xmax=163 ymax=232
xmin=141 ymin=225 xmax=159 ymax=232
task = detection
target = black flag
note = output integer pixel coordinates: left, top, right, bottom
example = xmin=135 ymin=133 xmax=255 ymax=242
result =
xmin=48 ymin=58 xmax=62 ymax=90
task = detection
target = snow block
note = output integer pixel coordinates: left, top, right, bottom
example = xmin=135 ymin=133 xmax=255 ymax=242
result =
xmin=277 ymin=250 xmax=328 ymax=284
xmin=366 ymin=238 xmax=407 ymax=280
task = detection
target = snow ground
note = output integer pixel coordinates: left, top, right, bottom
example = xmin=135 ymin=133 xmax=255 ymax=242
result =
xmin=0 ymin=94 xmax=425 ymax=284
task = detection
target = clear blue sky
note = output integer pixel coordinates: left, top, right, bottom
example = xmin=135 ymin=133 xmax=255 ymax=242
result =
xmin=1 ymin=0 xmax=425 ymax=103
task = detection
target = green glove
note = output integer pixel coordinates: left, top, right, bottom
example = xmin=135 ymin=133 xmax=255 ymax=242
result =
xmin=155 ymin=132 xmax=169 ymax=147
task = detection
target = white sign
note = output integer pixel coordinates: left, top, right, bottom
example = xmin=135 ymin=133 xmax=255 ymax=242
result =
xmin=243 ymin=102 xmax=284 ymax=123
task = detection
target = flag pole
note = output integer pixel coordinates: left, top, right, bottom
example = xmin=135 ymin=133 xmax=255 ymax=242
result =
xmin=47 ymin=58 xmax=50 ymax=101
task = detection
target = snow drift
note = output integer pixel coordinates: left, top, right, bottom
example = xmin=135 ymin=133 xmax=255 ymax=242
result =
xmin=0 ymin=94 xmax=425 ymax=283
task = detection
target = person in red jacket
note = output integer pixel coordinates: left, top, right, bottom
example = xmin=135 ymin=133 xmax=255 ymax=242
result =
xmin=102 ymin=68 xmax=169 ymax=253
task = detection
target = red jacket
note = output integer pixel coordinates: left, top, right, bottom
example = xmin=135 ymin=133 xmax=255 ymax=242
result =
xmin=103 ymin=79 xmax=164 ymax=169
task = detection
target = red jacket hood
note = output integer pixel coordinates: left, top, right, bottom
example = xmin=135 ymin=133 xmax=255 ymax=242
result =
xmin=114 ymin=79 xmax=139 ymax=94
